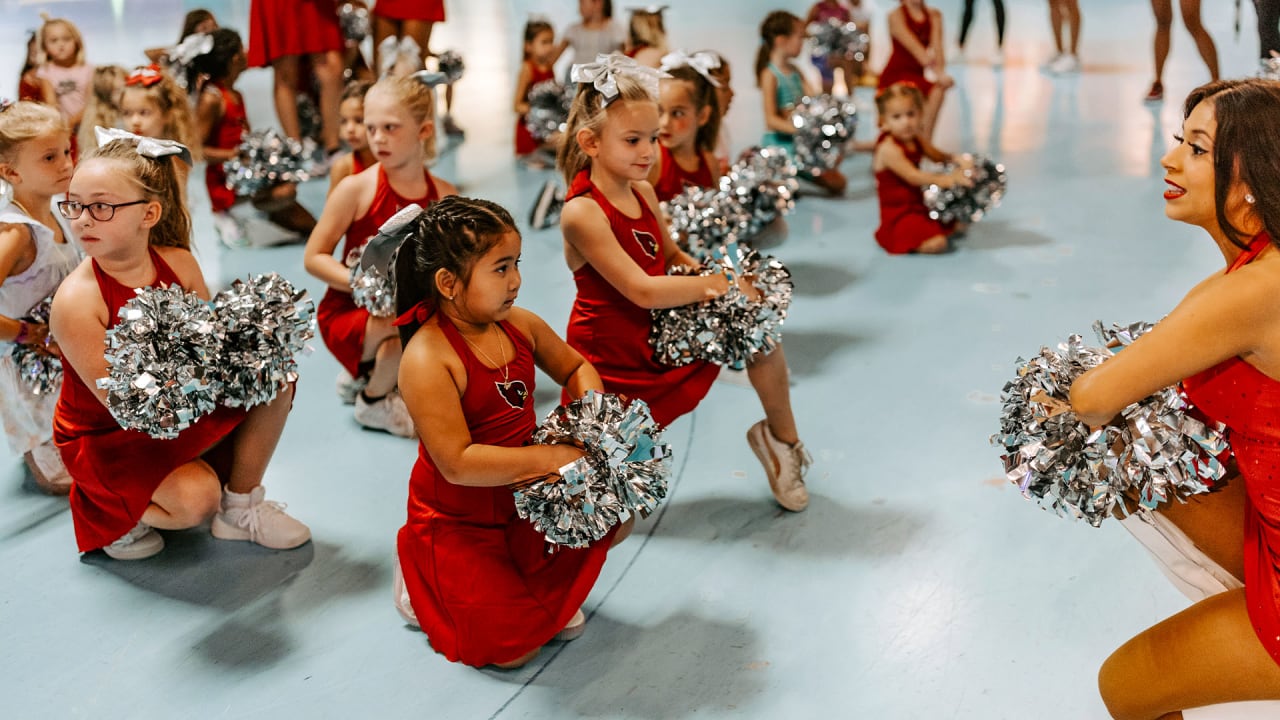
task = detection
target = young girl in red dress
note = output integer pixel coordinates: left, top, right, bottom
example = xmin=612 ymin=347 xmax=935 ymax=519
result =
xmin=392 ymin=196 xmax=630 ymax=669
xmin=1069 ymin=79 xmax=1280 ymax=718
xmin=649 ymin=52 xmax=722 ymax=203
xmin=371 ymin=0 xmax=463 ymax=137
xmin=192 ymin=29 xmax=316 ymax=248
xmin=49 ymin=136 xmax=309 ymax=561
xmin=513 ymin=19 xmax=558 ymax=167
xmin=558 ymin=55 xmax=812 ymax=512
xmin=878 ymin=0 xmax=953 ymax=142
xmin=872 ymin=82 xmax=971 ymax=255
xmin=327 ymin=80 xmax=374 ymax=194
xmin=305 ymin=74 xmax=457 ymax=437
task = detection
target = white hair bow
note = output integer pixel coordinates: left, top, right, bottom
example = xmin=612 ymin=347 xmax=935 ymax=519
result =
xmin=169 ymin=32 xmax=215 ymax=65
xmin=94 ymin=126 xmax=194 ymax=166
xmin=379 ymin=35 xmax=422 ymax=77
xmin=659 ymin=50 xmax=721 ymax=87
xmin=570 ymin=53 xmax=667 ymax=105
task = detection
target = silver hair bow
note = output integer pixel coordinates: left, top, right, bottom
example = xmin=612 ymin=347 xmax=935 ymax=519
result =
xmin=659 ymin=50 xmax=721 ymax=87
xmin=94 ymin=126 xmax=194 ymax=166
xmin=409 ymin=70 xmax=449 ymax=87
xmin=570 ymin=53 xmax=667 ymax=105
xmin=379 ymin=35 xmax=422 ymax=77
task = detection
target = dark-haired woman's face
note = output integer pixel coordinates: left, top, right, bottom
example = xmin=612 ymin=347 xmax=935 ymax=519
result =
xmin=1161 ymin=102 xmax=1222 ymax=230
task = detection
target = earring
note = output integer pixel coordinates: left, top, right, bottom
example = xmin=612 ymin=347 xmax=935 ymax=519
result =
xmin=1247 ymin=193 xmax=1257 ymax=205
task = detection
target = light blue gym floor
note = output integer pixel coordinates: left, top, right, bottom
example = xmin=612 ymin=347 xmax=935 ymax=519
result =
xmin=0 ymin=0 xmax=1262 ymax=717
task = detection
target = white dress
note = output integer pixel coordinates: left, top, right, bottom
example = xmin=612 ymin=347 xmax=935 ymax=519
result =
xmin=0 ymin=202 xmax=82 ymax=456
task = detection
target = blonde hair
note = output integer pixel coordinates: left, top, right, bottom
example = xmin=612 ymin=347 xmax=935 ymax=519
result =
xmin=367 ymin=75 xmax=438 ymax=163
xmin=120 ymin=70 xmax=203 ymax=160
xmin=77 ymin=65 xmax=128 ymax=153
xmin=0 ymin=101 xmax=67 ymax=165
xmin=558 ymin=72 xmax=657 ymax=185
xmin=628 ymin=9 xmax=667 ymax=52
xmin=38 ymin=15 xmax=87 ymax=66
xmin=83 ymin=139 xmax=191 ymax=250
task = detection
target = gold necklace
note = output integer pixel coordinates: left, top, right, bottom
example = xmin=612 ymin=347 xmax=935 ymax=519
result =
xmin=10 ymin=199 xmax=31 ymax=217
xmin=460 ymin=323 xmax=511 ymax=388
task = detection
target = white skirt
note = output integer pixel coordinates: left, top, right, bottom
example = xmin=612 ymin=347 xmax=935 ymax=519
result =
xmin=0 ymin=351 xmax=57 ymax=456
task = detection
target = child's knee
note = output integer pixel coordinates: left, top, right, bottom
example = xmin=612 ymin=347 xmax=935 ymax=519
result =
xmin=168 ymin=471 xmax=223 ymax=527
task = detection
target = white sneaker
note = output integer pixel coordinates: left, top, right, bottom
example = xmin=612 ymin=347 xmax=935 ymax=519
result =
xmin=211 ymin=486 xmax=311 ymax=550
xmin=746 ymin=420 xmax=811 ymax=512
xmin=392 ymin=552 xmax=420 ymax=628
xmin=213 ymin=211 xmax=248 ymax=248
xmin=1048 ymin=53 xmax=1080 ymax=74
xmin=335 ymin=368 xmax=368 ymax=405
xmin=354 ymin=390 xmax=416 ymax=438
xmin=529 ymin=180 xmax=563 ymax=230
xmin=25 ymin=441 xmax=72 ymax=495
xmin=104 ymin=521 xmax=165 ymax=560
xmin=1042 ymin=53 xmax=1063 ymax=70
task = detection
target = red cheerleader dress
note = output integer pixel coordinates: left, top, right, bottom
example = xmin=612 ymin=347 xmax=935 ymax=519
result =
xmin=53 ymin=249 xmax=247 ymax=552
xmin=396 ymin=314 xmax=614 ymax=666
xmin=874 ymin=132 xmax=953 ymax=254
xmin=317 ymin=164 xmax=439 ymax=377
xmin=515 ymin=61 xmax=555 ymax=156
xmin=877 ymin=5 xmax=934 ymax=96
xmin=1180 ymin=233 xmax=1280 ymax=667
xmin=564 ymin=170 xmax=719 ymax=426
xmin=372 ymin=0 xmax=445 ymax=22
xmin=652 ymin=145 xmax=717 ymax=202
xmin=247 ymin=0 xmax=345 ymax=68
xmin=203 ymin=81 xmax=247 ymax=213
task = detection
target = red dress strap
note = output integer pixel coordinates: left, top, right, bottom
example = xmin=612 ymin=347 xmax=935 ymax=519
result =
xmin=652 ymin=145 xmax=717 ymax=202
xmin=1227 ymin=233 xmax=1273 ymax=273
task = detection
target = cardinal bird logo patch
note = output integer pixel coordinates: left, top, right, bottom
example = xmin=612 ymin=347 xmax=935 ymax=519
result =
xmin=632 ymin=229 xmax=658 ymax=258
xmin=496 ymin=380 xmax=529 ymax=409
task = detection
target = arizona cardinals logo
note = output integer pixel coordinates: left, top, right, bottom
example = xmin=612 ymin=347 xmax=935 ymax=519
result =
xmin=496 ymin=380 xmax=529 ymax=409
xmin=632 ymin=229 xmax=658 ymax=258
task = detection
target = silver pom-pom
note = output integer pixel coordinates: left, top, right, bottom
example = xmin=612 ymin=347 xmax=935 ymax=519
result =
xmin=515 ymin=391 xmax=672 ymax=549
xmin=296 ymin=93 xmax=323 ymax=145
xmin=96 ymin=286 xmax=222 ymax=440
xmin=524 ymin=80 xmax=572 ymax=143
xmin=436 ymin=50 xmax=465 ymax=84
xmin=807 ymin=18 xmax=870 ymax=63
xmin=661 ymin=184 xmax=750 ymax=263
xmin=1260 ymin=56 xmax=1280 ymax=80
xmin=790 ymin=94 xmax=857 ymax=173
xmin=347 ymin=244 xmax=395 ymax=318
xmin=722 ymin=146 xmax=799 ymax=239
xmin=339 ymin=2 xmax=371 ymax=43
xmin=212 ymin=274 xmax=315 ymax=408
xmin=223 ymin=129 xmax=312 ymax=197
xmin=10 ymin=296 xmax=60 ymax=396
xmin=992 ymin=329 xmax=1229 ymax=527
xmin=922 ymin=155 xmax=1008 ymax=225
xmin=650 ymin=243 xmax=793 ymax=370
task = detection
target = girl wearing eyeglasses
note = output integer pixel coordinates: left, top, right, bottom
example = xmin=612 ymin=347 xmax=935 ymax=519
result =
xmin=49 ymin=135 xmax=310 ymax=561
xmin=0 ymin=100 xmax=81 ymax=495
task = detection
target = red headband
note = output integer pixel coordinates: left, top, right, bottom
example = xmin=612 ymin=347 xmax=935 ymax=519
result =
xmin=125 ymin=65 xmax=164 ymax=87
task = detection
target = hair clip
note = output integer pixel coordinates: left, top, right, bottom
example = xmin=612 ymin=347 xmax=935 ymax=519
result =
xmin=409 ymin=69 xmax=448 ymax=87
xmin=125 ymin=65 xmax=165 ymax=87
xmin=659 ymin=50 xmax=721 ymax=87
xmin=94 ymin=126 xmax=194 ymax=166
xmin=571 ymin=53 xmax=668 ymax=105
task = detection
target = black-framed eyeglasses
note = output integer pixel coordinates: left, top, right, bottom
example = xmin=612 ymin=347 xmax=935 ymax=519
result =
xmin=57 ymin=199 xmax=148 ymax=222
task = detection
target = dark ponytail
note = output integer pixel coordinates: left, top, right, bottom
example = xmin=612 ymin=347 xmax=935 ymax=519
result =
xmin=188 ymin=27 xmax=242 ymax=89
xmin=756 ymin=11 xmax=800 ymax=88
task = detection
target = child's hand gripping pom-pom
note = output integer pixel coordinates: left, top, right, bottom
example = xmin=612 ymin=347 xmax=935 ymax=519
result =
xmin=96 ymin=286 xmax=223 ymax=439
xmin=649 ymin=241 xmax=794 ymax=370
xmin=10 ymin=296 xmax=61 ymax=396
xmin=991 ymin=326 xmax=1229 ymax=528
xmin=790 ymin=94 xmax=858 ymax=174
xmin=212 ymin=273 xmax=316 ymax=408
xmin=807 ymin=17 xmax=871 ymax=63
xmin=722 ymin=147 xmax=799 ymax=240
xmin=514 ymin=391 xmax=672 ymax=549
xmin=661 ymin=184 xmax=750 ymax=264
xmin=223 ymin=129 xmax=313 ymax=197
xmin=348 ymin=204 xmax=422 ymax=318
xmin=339 ymin=2 xmax=371 ymax=43
xmin=922 ymin=155 xmax=1008 ymax=225
xmin=524 ymin=80 xmax=573 ymax=143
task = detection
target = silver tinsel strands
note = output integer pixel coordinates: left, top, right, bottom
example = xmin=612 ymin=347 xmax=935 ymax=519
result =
xmin=992 ymin=328 xmax=1229 ymax=527
xmin=97 ymin=286 xmax=222 ymax=440
xmin=10 ymin=296 xmax=60 ymax=396
xmin=524 ymin=80 xmax=573 ymax=142
xmin=436 ymin=50 xmax=465 ymax=83
xmin=347 ymin=245 xmax=395 ymax=318
xmin=650 ymin=243 xmax=793 ymax=370
xmin=212 ymin=274 xmax=315 ymax=408
xmin=339 ymin=2 xmax=371 ymax=42
xmin=223 ymin=129 xmax=312 ymax=196
xmin=807 ymin=17 xmax=870 ymax=63
xmin=722 ymin=146 xmax=798 ymax=239
xmin=514 ymin=391 xmax=672 ymax=549
xmin=790 ymin=94 xmax=858 ymax=173
xmin=662 ymin=184 xmax=750 ymax=263
xmin=922 ymin=155 xmax=1008 ymax=224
